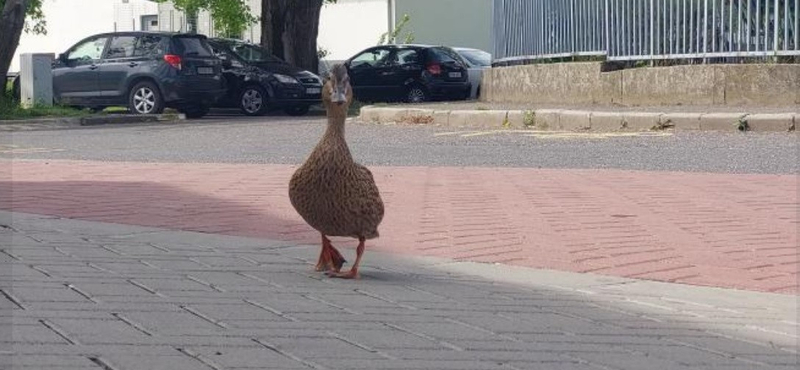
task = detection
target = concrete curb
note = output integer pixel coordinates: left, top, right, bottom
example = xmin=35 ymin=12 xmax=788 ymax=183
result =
xmin=358 ymin=106 xmax=797 ymax=133
xmin=0 ymin=113 xmax=185 ymax=131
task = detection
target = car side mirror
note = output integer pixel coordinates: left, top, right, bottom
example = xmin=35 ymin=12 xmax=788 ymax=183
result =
xmin=222 ymin=59 xmax=233 ymax=68
xmin=57 ymin=53 xmax=67 ymax=63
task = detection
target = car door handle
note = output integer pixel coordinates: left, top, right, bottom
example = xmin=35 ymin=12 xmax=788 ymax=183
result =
xmin=88 ymin=65 xmax=98 ymax=70
xmin=380 ymin=71 xmax=395 ymax=76
xmin=128 ymin=62 xmax=139 ymax=67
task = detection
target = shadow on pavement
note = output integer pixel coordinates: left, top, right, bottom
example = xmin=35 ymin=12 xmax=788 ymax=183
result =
xmin=0 ymin=181 xmax=319 ymax=245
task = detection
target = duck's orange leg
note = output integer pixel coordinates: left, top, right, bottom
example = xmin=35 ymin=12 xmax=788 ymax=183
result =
xmin=327 ymin=237 xmax=365 ymax=279
xmin=316 ymin=235 xmax=346 ymax=272
xmin=314 ymin=234 xmax=330 ymax=271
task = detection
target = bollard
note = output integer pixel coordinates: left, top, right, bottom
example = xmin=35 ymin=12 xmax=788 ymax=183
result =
xmin=19 ymin=53 xmax=55 ymax=108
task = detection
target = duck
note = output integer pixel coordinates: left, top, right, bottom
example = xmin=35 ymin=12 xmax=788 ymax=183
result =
xmin=288 ymin=64 xmax=384 ymax=279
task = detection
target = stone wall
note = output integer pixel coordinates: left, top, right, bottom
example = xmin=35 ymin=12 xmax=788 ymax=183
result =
xmin=482 ymin=63 xmax=800 ymax=107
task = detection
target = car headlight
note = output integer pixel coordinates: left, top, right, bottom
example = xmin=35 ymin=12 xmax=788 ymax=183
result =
xmin=273 ymin=74 xmax=300 ymax=84
xmin=306 ymin=73 xmax=322 ymax=84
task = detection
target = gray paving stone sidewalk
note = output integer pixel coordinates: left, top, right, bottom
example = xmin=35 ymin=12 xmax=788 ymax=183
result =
xmin=1 ymin=211 xmax=797 ymax=370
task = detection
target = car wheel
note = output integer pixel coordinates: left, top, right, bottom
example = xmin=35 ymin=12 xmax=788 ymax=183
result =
xmin=407 ymin=85 xmax=428 ymax=103
xmin=239 ymin=85 xmax=268 ymax=116
xmin=128 ymin=81 xmax=164 ymax=115
xmin=284 ymin=105 xmax=310 ymax=116
xmin=180 ymin=105 xmax=210 ymax=119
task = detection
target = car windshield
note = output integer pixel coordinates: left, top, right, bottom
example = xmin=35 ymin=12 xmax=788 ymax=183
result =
xmin=457 ymin=49 xmax=492 ymax=67
xmin=226 ymin=42 xmax=283 ymax=63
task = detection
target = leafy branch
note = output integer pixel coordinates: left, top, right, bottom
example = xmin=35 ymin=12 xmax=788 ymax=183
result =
xmin=378 ymin=13 xmax=415 ymax=45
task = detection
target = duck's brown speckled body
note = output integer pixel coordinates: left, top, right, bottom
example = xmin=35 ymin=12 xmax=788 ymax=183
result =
xmin=289 ymin=64 xmax=384 ymax=279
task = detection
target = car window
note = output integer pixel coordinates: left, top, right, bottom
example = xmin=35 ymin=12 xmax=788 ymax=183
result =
xmin=210 ymin=44 xmax=227 ymax=60
xmin=429 ymin=47 xmax=465 ymax=64
xmin=457 ymin=49 xmax=492 ymax=67
xmin=105 ymin=36 xmax=137 ymax=59
xmin=134 ymin=35 xmax=164 ymax=57
xmin=226 ymin=42 xmax=282 ymax=63
xmin=350 ymin=48 xmax=392 ymax=68
xmin=67 ymin=37 xmax=108 ymax=61
xmin=172 ymin=36 xmax=213 ymax=56
xmin=210 ymin=44 xmax=245 ymax=68
xmin=395 ymin=49 xmax=420 ymax=66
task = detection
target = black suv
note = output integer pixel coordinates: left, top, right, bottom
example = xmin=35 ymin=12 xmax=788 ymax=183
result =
xmin=51 ymin=31 xmax=225 ymax=118
xmin=344 ymin=44 xmax=471 ymax=103
xmin=207 ymin=38 xmax=323 ymax=116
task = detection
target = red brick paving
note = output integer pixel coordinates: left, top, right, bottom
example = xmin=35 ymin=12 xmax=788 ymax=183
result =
xmin=1 ymin=160 xmax=797 ymax=294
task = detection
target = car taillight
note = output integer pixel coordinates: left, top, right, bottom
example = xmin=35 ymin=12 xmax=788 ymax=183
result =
xmin=164 ymin=54 xmax=182 ymax=70
xmin=426 ymin=63 xmax=442 ymax=75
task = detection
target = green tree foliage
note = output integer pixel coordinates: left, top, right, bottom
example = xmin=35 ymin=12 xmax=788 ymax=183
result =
xmin=378 ymin=14 xmax=414 ymax=45
xmin=154 ymin=0 xmax=257 ymax=37
xmin=0 ymin=0 xmax=45 ymax=35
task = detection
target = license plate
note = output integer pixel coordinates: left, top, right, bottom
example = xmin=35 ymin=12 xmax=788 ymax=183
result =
xmin=448 ymin=72 xmax=462 ymax=78
xmin=197 ymin=67 xmax=214 ymax=75
xmin=306 ymin=87 xmax=321 ymax=95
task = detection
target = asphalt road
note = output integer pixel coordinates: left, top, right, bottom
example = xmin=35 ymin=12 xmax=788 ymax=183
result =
xmin=2 ymin=115 xmax=797 ymax=174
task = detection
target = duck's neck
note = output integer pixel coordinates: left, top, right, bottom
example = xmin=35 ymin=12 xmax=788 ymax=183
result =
xmin=324 ymin=105 xmax=348 ymax=139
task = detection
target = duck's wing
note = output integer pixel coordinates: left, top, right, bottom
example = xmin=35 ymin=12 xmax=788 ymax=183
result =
xmin=347 ymin=164 xmax=385 ymax=237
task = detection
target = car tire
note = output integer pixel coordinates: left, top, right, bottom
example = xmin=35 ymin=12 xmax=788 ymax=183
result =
xmin=407 ymin=85 xmax=428 ymax=103
xmin=238 ymin=85 xmax=268 ymax=116
xmin=128 ymin=81 xmax=164 ymax=115
xmin=180 ymin=105 xmax=210 ymax=119
xmin=284 ymin=105 xmax=310 ymax=116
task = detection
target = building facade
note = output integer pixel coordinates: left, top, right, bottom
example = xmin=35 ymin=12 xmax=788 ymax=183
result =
xmin=156 ymin=0 xmax=492 ymax=63
xmin=12 ymin=0 xmax=158 ymax=72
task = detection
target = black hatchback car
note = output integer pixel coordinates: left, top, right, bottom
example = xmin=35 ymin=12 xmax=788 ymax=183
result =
xmin=344 ymin=44 xmax=471 ymax=103
xmin=207 ymin=38 xmax=323 ymax=116
xmin=51 ymin=31 xmax=225 ymax=118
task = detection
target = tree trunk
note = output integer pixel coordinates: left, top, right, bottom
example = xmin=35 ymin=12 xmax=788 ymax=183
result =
xmin=260 ymin=0 xmax=287 ymax=60
xmin=186 ymin=9 xmax=198 ymax=34
xmin=283 ymin=0 xmax=322 ymax=73
xmin=0 ymin=0 xmax=29 ymax=98
xmin=259 ymin=0 xmax=273 ymax=50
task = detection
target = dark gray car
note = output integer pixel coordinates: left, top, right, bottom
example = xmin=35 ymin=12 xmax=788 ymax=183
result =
xmin=52 ymin=31 xmax=226 ymax=118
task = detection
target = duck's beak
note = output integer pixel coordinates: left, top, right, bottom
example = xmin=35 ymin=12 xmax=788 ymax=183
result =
xmin=330 ymin=77 xmax=349 ymax=105
xmin=330 ymin=89 xmax=347 ymax=105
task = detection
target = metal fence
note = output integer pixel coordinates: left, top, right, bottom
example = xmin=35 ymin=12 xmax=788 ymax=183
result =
xmin=492 ymin=0 xmax=800 ymax=64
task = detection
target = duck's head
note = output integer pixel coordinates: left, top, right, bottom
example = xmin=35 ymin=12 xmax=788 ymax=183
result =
xmin=327 ymin=64 xmax=351 ymax=107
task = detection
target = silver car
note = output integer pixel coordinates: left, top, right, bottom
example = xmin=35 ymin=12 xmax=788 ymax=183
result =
xmin=453 ymin=47 xmax=492 ymax=100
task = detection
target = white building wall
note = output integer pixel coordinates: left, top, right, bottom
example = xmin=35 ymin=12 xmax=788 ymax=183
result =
xmin=12 ymin=0 xmax=155 ymax=72
xmin=318 ymin=0 xmax=389 ymax=61
xmin=113 ymin=0 xmax=159 ymax=32
xmin=158 ymin=3 xmax=215 ymax=34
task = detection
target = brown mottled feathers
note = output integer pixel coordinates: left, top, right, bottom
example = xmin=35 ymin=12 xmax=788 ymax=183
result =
xmin=288 ymin=66 xmax=384 ymax=240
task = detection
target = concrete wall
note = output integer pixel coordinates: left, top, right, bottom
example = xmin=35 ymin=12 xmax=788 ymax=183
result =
xmin=482 ymin=63 xmax=800 ymax=107
xmin=394 ymin=0 xmax=492 ymax=52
